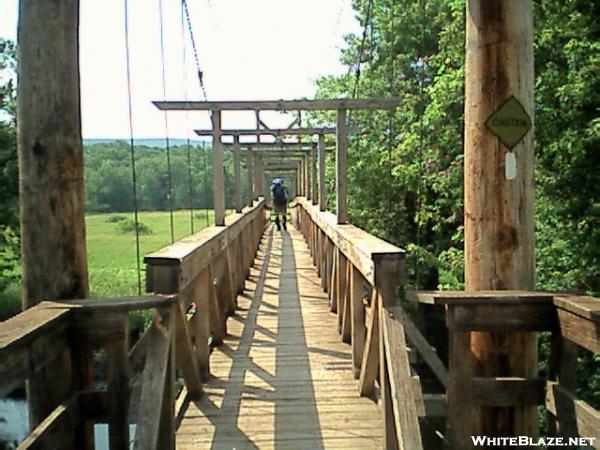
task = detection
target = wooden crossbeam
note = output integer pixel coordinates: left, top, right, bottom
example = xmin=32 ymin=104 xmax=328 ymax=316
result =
xmin=227 ymin=142 xmax=316 ymax=148
xmin=195 ymin=127 xmax=359 ymax=137
xmin=154 ymin=97 xmax=401 ymax=111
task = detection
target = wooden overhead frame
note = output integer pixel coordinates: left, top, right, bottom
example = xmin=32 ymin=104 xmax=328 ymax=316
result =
xmin=194 ymin=127 xmax=359 ymax=138
xmin=153 ymin=97 xmax=400 ymax=225
xmin=153 ymin=97 xmax=401 ymax=112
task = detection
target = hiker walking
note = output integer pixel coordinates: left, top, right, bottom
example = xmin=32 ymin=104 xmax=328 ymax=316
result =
xmin=270 ymin=178 xmax=289 ymax=231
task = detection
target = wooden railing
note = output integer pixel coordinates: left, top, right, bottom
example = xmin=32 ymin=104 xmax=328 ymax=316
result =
xmin=294 ymin=198 xmax=426 ymax=449
xmin=0 ymin=295 xmax=173 ymax=450
xmin=0 ymin=198 xmax=267 ymax=450
xmin=295 ymin=198 xmax=600 ymax=450
xmin=408 ymin=291 xmax=600 ymax=449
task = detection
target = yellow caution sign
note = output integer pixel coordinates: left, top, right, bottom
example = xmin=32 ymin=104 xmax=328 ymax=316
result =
xmin=485 ymin=95 xmax=532 ymax=149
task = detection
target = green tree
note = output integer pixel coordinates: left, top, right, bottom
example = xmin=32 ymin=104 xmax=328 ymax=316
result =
xmin=0 ymin=38 xmax=19 ymax=291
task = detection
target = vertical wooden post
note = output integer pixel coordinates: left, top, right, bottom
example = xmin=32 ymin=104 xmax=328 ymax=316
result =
xmin=311 ymin=143 xmax=318 ymax=205
xmin=296 ymin=168 xmax=301 ymax=197
xmin=106 ymin=313 xmax=130 ymax=450
xmin=233 ymin=137 xmax=242 ymax=213
xmin=547 ymin=334 xmax=578 ymax=438
xmin=256 ymin=155 xmax=264 ymax=198
xmin=211 ymin=109 xmax=225 ymax=226
xmin=298 ymin=158 xmax=304 ymax=197
xmin=336 ymin=108 xmax=348 ymax=223
xmin=374 ymin=254 xmax=402 ymax=450
xmin=72 ymin=338 xmax=93 ymax=450
xmin=18 ymin=0 xmax=88 ymax=431
xmin=336 ymin=252 xmax=348 ymax=333
xmin=157 ymin=306 xmax=176 ymax=450
xmin=305 ymin=154 xmax=311 ymax=201
xmin=463 ymin=0 xmax=536 ymax=443
xmin=247 ymin=148 xmax=254 ymax=205
xmin=318 ymin=134 xmax=326 ymax=211
xmin=350 ymin=266 xmax=366 ymax=378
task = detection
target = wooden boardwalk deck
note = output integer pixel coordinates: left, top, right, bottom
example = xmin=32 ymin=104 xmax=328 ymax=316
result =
xmin=176 ymin=225 xmax=383 ymax=449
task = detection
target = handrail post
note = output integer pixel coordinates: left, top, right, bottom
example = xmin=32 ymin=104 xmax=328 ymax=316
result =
xmin=374 ymin=253 xmax=403 ymax=450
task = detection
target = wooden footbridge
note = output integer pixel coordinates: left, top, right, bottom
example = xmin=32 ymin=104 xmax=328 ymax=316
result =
xmin=2 ymin=193 xmax=599 ymax=449
xmin=3 ymin=2 xmax=600 ymax=449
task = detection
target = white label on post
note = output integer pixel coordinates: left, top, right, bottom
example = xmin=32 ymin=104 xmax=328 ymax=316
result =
xmin=505 ymin=152 xmax=517 ymax=180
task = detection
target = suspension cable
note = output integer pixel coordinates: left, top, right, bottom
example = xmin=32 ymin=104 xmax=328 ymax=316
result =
xmin=387 ymin=0 xmax=396 ymax=236
xmin=181 ymin=0 xmax=195 ymax=234
xmin=158 ymin=0 xmax=175 ymax=243
xmin=352 ymin=0 xmax=373 ymax=99
xmin=415 ymin=0 xmax=426 ymax=288
xmin=124 ymin=0 xmax=142 ymax=295
xmin=182 ymin=0 xmax=208 ymax=99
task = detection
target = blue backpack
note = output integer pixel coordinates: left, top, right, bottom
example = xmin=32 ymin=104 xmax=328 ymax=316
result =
xmin=272 ymin=182 xmax=287 ymax=205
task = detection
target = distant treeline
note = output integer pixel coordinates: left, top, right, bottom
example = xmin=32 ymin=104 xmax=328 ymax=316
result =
xmin=83 ymin=140 xmax=250 ymax=212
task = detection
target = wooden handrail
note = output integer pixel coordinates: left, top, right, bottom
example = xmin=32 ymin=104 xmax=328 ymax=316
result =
xmin=295 ymin=199 xmax=599 ymax=450
xmin=1 ymin=197 xmax=267 ymax=450
xmin=295 ymin=197 xmax=404 ymax=285
xmin=296 ymin=199 xmax=426 ymax=450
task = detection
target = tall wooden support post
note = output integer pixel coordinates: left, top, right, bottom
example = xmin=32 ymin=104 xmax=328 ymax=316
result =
xmin=256 ymin=156 xmax=264 ymax=199
xmin=456 ymin=1 xmax=536 ymax=446
xmin=298 ymin=158 xmax=304 ymax=197
xmin=311 ymin=144 xmax=318 ymax=205
xmin=305 ymin=153 xmax=311 ymax=201
xmin=17 ymin=0 xmax=89 ymax=435
xmin=233 ymin=137 xmax=242 ymax=213
xmin=336 ymin=109 xmax=348 ymax=224
xmin=211 ymin=110 xmax=225 ymax=225
xmin=247 ymin=148 xmax=255 ymax=205
xmin=296 ymin=169 xmax=300 ymax=199
xmin=318 ymin=134 xmax=326 ymax=211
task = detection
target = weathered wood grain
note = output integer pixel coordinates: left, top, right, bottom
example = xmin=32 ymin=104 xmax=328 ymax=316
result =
xmin=381 ymin=307 xmax=423 ymax=450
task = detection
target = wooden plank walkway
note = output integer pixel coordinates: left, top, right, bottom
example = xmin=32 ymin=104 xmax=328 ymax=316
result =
xmin=176 ymin=225 xmax=383 ymax=449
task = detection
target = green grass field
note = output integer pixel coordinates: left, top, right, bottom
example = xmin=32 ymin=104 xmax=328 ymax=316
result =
xmin=86 ymin=209 xmax=223 ymax=297
xmin=0 ymin=210 xmax=224 ymax=321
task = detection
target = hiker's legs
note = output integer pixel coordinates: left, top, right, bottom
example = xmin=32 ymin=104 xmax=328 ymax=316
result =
xmin=274 ymin=214 xmax=281 ymax=230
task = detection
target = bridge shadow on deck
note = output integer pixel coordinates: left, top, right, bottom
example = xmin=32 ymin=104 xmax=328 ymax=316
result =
xmin=176 ymin=226 xmax=381 ymax=450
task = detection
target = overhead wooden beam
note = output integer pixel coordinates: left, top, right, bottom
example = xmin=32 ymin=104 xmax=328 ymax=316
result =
xmin=211 ymin=110 xmax=225 ymax=226
xmin=336 ymin=108 xmax=348 ymax=224
xmin=154 ymin=97 xmax=401 ymax=112
xmin=228 ymin=142 xmax=317 ymax=148
xmin=195 ymin=127 xmax=359 ymax=137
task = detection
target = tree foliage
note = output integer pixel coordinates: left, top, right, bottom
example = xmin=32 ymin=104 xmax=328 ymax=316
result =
xmin=0 ymin=38 xmax=19 ymax=291
xmin=83 ymin=141 xmax=247 ymax=214
xmin=312 ymin=0 xmax=599 ymax=296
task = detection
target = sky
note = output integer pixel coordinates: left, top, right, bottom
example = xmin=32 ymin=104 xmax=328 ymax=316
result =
xmin=0 ymin=0 xmax=360 ymax=139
